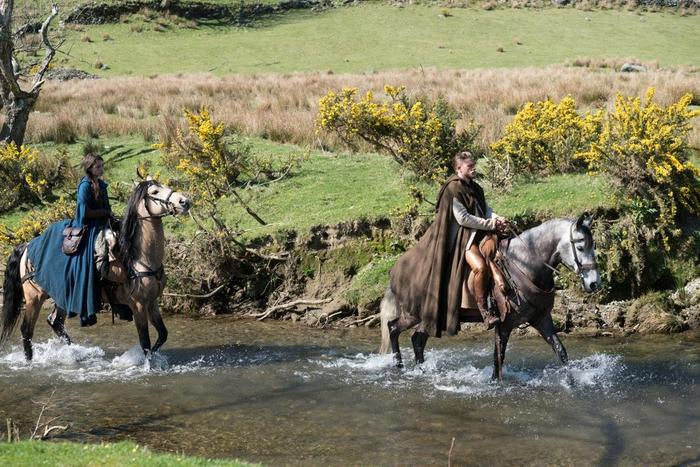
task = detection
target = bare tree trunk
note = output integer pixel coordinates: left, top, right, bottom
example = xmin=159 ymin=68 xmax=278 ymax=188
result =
xmin=0 ymin=94 xmax=35 ymax=145
xmin=0 ymin=2 xmax=59 ymax=146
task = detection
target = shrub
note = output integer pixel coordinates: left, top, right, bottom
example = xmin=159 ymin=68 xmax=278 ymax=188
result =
xmin=581 ymin=88 xmax=700 ymax=248
xmin=489 ymin=95 xmax=602 ymax=187
xmin=0 ymin=197 xmax=76 ymax=249
xmin=317 ymin=85 xmax=480 ymax=183
xmin=157 ymin=107 xmax=251 ymax=206
xmin=587 ymin=89 xmax=700 ymax=297
xmin=157 ymin=107 xmax=302 ymax=231
xmin=0 ymin=144 xmax=69 ymax=213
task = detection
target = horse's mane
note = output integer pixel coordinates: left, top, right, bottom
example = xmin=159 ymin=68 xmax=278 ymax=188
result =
xmin=118 ymin=180 xmax=155 ymax=267
xmin=519 ymin=218 xmax=593 ymax=249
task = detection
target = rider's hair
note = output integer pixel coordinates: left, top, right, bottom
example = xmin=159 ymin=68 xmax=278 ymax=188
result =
xmin=82 ymin=152 xmax=104 ymax=175
xmin=453 ymin=151 xmax=474 ymax=172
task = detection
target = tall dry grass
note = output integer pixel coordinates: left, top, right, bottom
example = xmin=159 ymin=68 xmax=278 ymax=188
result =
xmin=25 ymin=66 xmax=700 ymax=150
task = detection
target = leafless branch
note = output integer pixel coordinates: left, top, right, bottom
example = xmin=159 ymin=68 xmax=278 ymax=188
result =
xmin=230 ymin=188 xmax=266 ymax=225
xmin=162 ymin=282 xmax=227 ymax=299
xmin=30 ymin=4 xmax=59 ymax=94
xmin=347 ymin=313 xmax=380 ymax=326
xmin=251 ymin=298 xmax=332 ymax=321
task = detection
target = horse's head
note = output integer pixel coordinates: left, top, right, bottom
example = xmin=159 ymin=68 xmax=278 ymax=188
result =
xmin=138 ymin=177 xmax=191 ymax=218
xmin=560 ymin=212 xmax=600 ymax=293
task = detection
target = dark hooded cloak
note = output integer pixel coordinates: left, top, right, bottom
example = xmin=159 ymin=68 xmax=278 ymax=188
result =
xmin=389 ymin=175 xmax=486 ymax=337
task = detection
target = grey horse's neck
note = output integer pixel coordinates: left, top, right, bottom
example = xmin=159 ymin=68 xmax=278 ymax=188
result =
xmin=506 ymin=219 xmax=572 ymax=287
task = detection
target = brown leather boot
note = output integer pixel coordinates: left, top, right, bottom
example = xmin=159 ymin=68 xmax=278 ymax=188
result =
xmin=473 ymin=269 xmax=500 ymax=330
xmin=488 ymin=262 xmax=510 ymax=322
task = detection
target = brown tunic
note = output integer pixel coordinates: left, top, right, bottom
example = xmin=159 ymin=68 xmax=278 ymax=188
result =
xmin=389 ymin=176 xmax=487 ymax=337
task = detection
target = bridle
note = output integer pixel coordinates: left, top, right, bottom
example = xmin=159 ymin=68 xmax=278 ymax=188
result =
xmin=139 ymin=183 xmax=179 ymax=219
xmin=568 ymin=222 xmax=598 ymax=276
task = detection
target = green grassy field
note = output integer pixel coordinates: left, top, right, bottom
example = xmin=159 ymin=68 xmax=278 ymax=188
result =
xmin=0 ymin=440 xmax=256 ymax=466
xmin=58 ymin=4 xmax=700 ymax=76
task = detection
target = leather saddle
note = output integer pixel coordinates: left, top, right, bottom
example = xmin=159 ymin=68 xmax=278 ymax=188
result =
xmin=94 ymin=227 xmax=126 ymax=283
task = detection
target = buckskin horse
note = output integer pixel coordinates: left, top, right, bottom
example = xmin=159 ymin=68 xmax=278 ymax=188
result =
xmin=0 ymin=178 xmax=190 ymax=361
xmin=380 ymin=213 xmax=600 ymax=380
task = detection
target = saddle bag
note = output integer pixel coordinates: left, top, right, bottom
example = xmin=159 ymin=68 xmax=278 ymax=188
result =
xmin=62 ymin=224 xmax=87 ymax=255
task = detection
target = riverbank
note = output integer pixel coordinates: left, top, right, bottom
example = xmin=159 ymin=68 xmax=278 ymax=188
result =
xmin=0 ymin=440 xmax=256 ymax=466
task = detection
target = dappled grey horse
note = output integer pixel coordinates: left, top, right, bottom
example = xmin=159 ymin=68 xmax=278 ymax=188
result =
xmin=380 ymin=213 xmax=600 ymax=380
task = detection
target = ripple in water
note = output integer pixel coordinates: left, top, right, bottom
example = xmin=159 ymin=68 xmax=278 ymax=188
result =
xmin=306 ymin=347 xmax=624 ymax=398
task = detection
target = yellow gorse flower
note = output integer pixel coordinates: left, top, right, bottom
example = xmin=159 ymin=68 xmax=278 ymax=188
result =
xmin=580 ymin=87 xmax=700 ymax=250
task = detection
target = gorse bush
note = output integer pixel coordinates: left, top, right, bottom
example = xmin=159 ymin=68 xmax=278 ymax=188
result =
xmin=158 ymin=107 xmax=251 ymax=205
xmin=0 ymin=143 xmax=69 ymax=213
xmin=489 ymin=95 xmax=602 ymax=187
xmin=157 ymin=107 xmax=302 ymax=231
xmin=581 ymin=88 xmax=700 ymax=247
xmin=584 ymin=88 xmax=700 ymax=296
xmin=317 ymin=85 xmax=480 ymax=183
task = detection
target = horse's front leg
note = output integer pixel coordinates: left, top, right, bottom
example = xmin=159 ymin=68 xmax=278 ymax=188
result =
xmin=492 ymin=323 xmax=512 ymax=381
xmin=534 ymin=313 xmax=568 ymax=365
xmin=148 ymin=302 xmax=167 ymax=353
xmin=47 ymin=306 xmax=71 ymax=344
xmin=132 ymin=301 xmax=151 ymax=356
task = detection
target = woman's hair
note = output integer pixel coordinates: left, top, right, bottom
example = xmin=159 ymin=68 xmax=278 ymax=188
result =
xmin=82 ymin=153 xmax=103 ymax=175
xmin=453 ymin=151 xmax=474 ymax=171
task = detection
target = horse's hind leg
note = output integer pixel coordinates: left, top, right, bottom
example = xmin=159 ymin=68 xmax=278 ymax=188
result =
xmin=411 ymin=331 xmax=429 ymax=365
xmin=387 ymin=317 xmax=404 ymax=368
xmin=20 ymin=286 xmax=46 ymax=361
xmin=492 ymin=323 xmax=512 ymax=381
xmin=148 ymin=303 xmax=167 ymax=353
xmin=47 ymin=306 xmax=71 ymax=344
xmin=534 ymin=313 xmax=568 ymax=365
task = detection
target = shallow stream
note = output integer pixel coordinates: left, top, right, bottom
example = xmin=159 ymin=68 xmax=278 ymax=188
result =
xmin=1 ymin=316 xmax=698 ymax=465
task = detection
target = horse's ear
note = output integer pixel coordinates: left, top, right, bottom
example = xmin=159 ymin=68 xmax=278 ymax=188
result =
xmin=577 ymin=212 xmax=593 ymax=229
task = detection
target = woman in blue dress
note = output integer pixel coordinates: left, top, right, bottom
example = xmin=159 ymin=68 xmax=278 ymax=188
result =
xmin=29 ymin=153 xmax=112 ymax=328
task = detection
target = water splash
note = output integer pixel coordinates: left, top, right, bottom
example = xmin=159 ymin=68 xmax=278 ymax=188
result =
xmin=307 ymin=347 xmax=624 ymax=398
xmin=0 ymin=339 xmax=178 ymax=382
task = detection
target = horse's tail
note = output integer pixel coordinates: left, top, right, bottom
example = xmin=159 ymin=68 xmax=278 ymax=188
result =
xmin=379 ymin=287 xmax=399 ymax=354
xmin=1 ymin=243 xmax=27 ymax=346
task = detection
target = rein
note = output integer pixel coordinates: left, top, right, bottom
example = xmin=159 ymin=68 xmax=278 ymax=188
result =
xmin=497 ymin=237 xmax=554 ymax=298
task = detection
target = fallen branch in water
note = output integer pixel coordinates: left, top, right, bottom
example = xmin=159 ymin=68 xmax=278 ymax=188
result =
xmin=162 ymin=283 xmax=227 ymax=299
xmin=347 ymin=313 xmax=380 ymax=326
xmin=30 ymin=389 xmax=70 ymax=440
xmin=252 ymin=298 xmax=332 ymax=321
xmin=448 ymin=437 xmax=456 ymax=467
